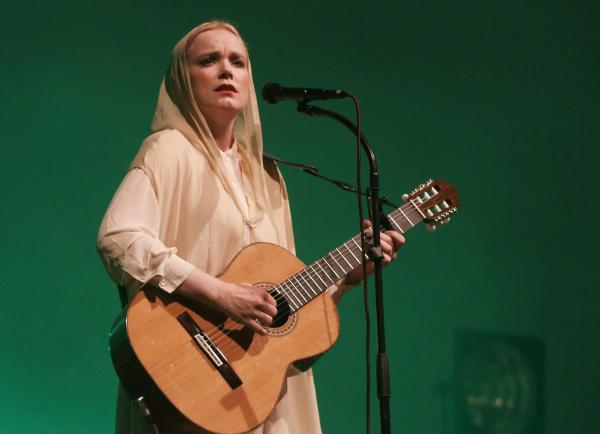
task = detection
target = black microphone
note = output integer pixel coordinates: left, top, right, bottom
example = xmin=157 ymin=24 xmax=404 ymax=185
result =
xmin=262 ymin=82 xmax=348 ymax=104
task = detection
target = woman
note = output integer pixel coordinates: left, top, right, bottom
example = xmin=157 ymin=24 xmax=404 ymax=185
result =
xmin=97 ymin=20 xmax=404 ymax=434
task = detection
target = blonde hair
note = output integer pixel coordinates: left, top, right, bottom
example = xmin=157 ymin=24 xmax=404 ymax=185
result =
xmin=185 ymin=20 xmax=248 ymax=53
xmin=148 ymin=21 xmax=268 ymax=228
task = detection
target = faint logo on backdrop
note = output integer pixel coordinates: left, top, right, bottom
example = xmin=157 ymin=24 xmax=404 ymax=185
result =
xmin=454 ymin=330 xmax=544 ymax=434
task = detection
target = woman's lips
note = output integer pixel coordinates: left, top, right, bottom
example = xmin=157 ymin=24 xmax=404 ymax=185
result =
xmin=215 ymin=84 xmax=237 ymax=93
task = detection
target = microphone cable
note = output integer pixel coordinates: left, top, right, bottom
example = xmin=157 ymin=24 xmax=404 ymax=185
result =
xmin=347 ymin=94 xmax=372 ymax=434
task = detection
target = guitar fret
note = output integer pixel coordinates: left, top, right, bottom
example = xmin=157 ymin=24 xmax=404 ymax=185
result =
xmin=336 ymin=247 xmax=353 ymax=270
xmin=323 ymin=257 xmax=341 ymax=282
xmin=300 ymin=270 xmax=320 ymax=296
xmin=296 ymin=275 xmax=313 ymax=303
xmin=283 ymin=281 xmax=303 ymax=308
xmin=350 ymin=237 xmax=369 ymax=262
xmin=398 ymin=207 xmax=415 ymax=227
xmin=288 ymin=296 xmax=299 ymax=310
xmin=410 ymin=199 xmax=426 ymax=219
xmin=285 ymin=286 xmax=302 ymax=312
xmin=290 ymin=276 xmax=309 ymax=304
xmin=288 ymin=274 xmax=306 ymax=306
xmin=348 ymin=242 xmax=362 ymax=268
xmin=344 ymin=241 xmax=360 ymax=263
xmin=327 ymin=253 xmax=344 ymax=279
xmin=350 ymin=237 xmax=362 ymax=255
xmin=388 ymin=216 xmax=404 ymax=234
xmin=279 ymin=282 xmax=299 ymax=310
xmin=278 ymin=199 xmax=432 ymax=311
xmin=310 ymin=263 xmax=329 ymax=287
xmin=287 ymin=176 xmax=457 ymax=313
xmin=305 ymin=269 xmax=324 ymax=294
xmin=316 ymin=260 xmax=336 ymax=285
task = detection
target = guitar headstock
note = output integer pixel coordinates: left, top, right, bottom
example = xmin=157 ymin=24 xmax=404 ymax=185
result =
xmin=404 ymin=179 xmax=460 ymax=231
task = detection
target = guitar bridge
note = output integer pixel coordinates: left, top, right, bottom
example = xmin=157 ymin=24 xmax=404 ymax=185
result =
xmin=177 ymin=311 xmax=242 ymax=390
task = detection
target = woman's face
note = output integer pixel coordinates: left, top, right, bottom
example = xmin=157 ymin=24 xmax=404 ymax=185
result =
xmin=186 ymin=28 xmax=250 ymax=120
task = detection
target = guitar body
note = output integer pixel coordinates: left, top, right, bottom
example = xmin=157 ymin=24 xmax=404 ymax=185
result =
xmin=110 ymin=242 xmax=341 ymax=434
xmin=109 ymin=178 xmax=460 ymax=433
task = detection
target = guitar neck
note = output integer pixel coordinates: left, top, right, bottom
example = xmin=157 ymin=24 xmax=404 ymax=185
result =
xmin=279 ymin=201 xmax=425 ymax=312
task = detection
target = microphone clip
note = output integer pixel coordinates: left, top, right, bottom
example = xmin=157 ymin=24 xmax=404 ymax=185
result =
xmin=296 ymin=102 xmax=318 ymax=116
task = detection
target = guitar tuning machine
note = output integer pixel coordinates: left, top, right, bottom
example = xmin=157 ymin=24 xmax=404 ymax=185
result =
xmin=426 ymin=223 xmax=437 ymax=232
xmin=409 ymin=179 xmax=434 ymax=196
xmin=433 ymin=207 xmax=458 ymax=223
xmin=401 ymin=193 xmax=410 ymax=202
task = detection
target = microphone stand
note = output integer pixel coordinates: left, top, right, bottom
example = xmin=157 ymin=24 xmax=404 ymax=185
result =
xmin=296 ymin=102 xmax=393 ymax=434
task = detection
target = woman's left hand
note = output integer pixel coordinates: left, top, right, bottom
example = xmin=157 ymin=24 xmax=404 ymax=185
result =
xmin=341 ymin=220 xmax=406 ymax=288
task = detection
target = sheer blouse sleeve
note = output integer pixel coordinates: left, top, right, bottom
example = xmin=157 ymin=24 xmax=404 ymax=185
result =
xmin=97 ymin=168 xmax=195 ymax=293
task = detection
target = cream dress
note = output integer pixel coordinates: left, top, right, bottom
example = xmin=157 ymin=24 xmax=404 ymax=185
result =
xmin=98 ymin=130 xmax=323 ymax=434
xmin=97 ymin=21 xmax=340 ymax=433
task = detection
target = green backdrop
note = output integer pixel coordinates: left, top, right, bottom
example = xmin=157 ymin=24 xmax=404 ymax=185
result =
xmin=1 ymin=1 xmax=598 ymax=433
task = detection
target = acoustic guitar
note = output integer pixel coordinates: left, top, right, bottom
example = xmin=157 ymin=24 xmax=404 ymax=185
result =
xmin=109 ymin=179 xmax=459 ymax=434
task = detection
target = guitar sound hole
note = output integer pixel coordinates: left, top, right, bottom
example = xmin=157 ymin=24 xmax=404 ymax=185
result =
xmin=268 ymin=288 xmax=291 ymax=328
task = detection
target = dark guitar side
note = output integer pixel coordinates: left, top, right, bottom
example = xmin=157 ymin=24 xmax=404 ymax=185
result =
xmin=110 ymin=242 xmax=341 ymax=434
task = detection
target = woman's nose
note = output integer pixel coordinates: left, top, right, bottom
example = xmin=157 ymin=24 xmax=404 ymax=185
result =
xmin=218 ymin=62 xmax=233 ymax=80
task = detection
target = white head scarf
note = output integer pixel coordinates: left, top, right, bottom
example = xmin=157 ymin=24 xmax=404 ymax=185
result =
xmin=148 ymin=21 xmax=267 ymax=227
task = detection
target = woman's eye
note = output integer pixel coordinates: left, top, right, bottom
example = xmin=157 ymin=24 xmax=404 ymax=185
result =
xmin=231 ymin=58 xmax=246 ymax=67
xmin=200 ymin=57 xmax=215 ymax=66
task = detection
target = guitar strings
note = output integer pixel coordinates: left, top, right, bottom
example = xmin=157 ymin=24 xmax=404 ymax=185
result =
xmin=200 ymin=203 xmax=424 ymax=351
xmin=256 ymin=201 xmax=423 ymax=311
xmin=206 ymin=194 xmax=442 ymax=359
xmin=198 ymin=203 xmax=424 ymax=350
xmin=199 ymin=204 xmax=424 ymax=353
xmin=203 ymin=210 xmax=425 ymax=356
xmin=204 ymin=239 xmax=363 ymax=351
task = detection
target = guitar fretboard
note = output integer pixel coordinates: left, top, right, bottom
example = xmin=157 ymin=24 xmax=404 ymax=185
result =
xmin=278 ymin=200 xmax=425 ymax=312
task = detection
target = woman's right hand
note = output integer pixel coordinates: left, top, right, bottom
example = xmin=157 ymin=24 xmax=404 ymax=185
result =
xmin=175 ymin=268 xmax=278 ymax=335
xmin=215 ymin=282 xmax=278 ymax=335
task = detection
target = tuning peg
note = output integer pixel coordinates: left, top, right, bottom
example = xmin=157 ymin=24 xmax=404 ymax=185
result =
xmin=401 ymin=194 xmax=409 ymax=202
xmin=426 ymin=223 xmax=437 ymax=232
